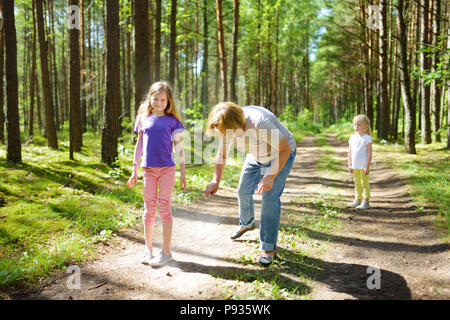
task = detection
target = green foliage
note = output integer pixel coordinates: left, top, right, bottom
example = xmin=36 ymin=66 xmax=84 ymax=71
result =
xmin=279 ymin=107 xmax=322 ymax=142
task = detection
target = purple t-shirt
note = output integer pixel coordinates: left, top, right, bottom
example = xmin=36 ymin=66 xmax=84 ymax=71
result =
xmin=134 ymin=114 xmax=185 ymax=167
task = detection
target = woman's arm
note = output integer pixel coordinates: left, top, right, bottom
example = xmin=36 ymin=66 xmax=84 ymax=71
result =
xmin=204 ymin=139 xmax=227 ymax=198
xmin=256 ymin=137 xmax=291 ymax=194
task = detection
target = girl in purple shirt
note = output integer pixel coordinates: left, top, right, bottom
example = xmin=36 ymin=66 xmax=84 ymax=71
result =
xmin=128 ymin=82 xmax=186 ymax=267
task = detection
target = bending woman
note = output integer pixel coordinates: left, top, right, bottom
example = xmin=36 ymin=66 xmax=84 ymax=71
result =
xmin=204 ymin=102 xmax=297 ymax=267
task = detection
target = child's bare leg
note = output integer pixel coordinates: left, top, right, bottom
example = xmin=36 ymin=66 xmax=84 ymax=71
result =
xmin=144 ymin=223 xmax=154 ymax=251
xmin=162 ymin=222 xmax=172 ymax=254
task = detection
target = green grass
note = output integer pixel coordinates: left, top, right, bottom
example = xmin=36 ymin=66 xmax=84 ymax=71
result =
xmin=373 ymin=141 xmax=450 ymax=241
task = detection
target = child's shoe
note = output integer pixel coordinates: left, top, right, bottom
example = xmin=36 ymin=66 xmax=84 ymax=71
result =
xmin=356 ymin=202 xmax=370 ymax=210
xmin=141 ymin=248 xmax=153 ymax=265
xmin=347 ymin=199 xmax=361 ymax=208
xmin=149 ymin=251 xmax=173 ymax=267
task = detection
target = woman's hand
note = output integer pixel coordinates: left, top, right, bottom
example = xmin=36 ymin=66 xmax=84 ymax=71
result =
xmin=180 ymin=173 xmax=187 ymax=192
xmin=364 ymin=167 xmax=370 ymax=175
xmin=257 ymin=175 xmax=275 ymax=194
xmin=127 ymin=171 xmax=138 ymax=187
xmin=204 ymin=182 xmax=219 ymax=198
xmin=348 ymin=166 xmax=353 ymax=173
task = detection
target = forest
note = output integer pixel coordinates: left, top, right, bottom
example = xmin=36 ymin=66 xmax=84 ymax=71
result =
xmin=0 ymin=0 xmax=449 ymax=300
xmin=0 ymin=0 xmax=448 ymax=163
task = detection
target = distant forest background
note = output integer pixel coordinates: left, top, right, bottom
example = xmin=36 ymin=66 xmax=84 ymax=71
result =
xmin=0 ymin=0 xmax=449 ymax=164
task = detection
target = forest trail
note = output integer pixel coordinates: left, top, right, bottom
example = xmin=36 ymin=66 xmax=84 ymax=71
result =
xmin=26 ymin=134 xmax=449 ymax=300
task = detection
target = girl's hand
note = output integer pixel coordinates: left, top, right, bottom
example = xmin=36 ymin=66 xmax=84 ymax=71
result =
xmin=127 ymin=172 xmax=138 ymax=187
xmin=364 ymin=167 xmax=370 ymax=175
xmin=180 ymin=173 xmax=187 ymax=193
xmin=257 ymin=175 xmax=275 ymax=194
xmin=348 ymin=166 xmax=353 ymax=173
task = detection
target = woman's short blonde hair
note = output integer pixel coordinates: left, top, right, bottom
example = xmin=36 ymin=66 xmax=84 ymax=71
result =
xmin=353 ymin=114 xmax=372 ymax=135
xmin=206 ymin=102 xmax=246 ymax=136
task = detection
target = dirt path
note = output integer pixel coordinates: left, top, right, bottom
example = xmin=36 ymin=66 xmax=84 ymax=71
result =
xmin=26 ymin=134 xmax=449 ymax=300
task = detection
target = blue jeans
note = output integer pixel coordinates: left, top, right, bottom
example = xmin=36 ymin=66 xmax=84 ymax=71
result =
xmin=237 ymin=149 xmax=297 ymax=251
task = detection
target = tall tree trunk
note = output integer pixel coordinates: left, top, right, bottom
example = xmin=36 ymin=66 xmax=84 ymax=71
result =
xmin=420 ymin=0 xmax=432 ymax=144
xmin=48 ymin=1 xmax=60 ymax=131
xmin=154 ymin=0 xmax=162 ymax=82
xmin=378 ymin=0 xmax=390 ymax=139
xmin=430 ymin=0 xmax=441 ymax=142
xmin=169 ymin=0 xmax=177 ymax=87
xmin=133 ymin=0 xmax=150 ymax=115
xmin=229 ymin=0 xmax=239 ymax=103
xmin=2 ymin=0 xmax=21 ymax=162
xmin=200 ymin=0 xmax=209 ymax=112
xmin=396 ymin=0 xmax=416 ymax=154
xmin=216 ymin=0 xmax=228 ymax=101
xmin=0 ymin=3 xmax=5 ymax=144
xmin=36 ymin=0 xmax=58 ymax=149
xmin=29 ymin=0 xmax=37 ymax=138
xmin=101 ymin=0 xmax=120 ymax=165
xmin=148 ymin=0 xmax=154 ymax=86
xmin=80 ymin=0 xmax=87 ymax=132
xmin=69 ymin=0 xmax=82 ymax=158
xmin=125 ymin=15 xmax=131 ymax=118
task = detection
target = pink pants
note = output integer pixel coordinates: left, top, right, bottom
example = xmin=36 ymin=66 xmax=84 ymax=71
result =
xmin=142 ymin=166 xmax=176 ymax=225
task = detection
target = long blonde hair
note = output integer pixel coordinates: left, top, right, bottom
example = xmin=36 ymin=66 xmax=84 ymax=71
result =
xmin=353 ymin=114 xmax=372 ymax=135
xmin=206 ymin=102 xmax=246 ymax=136
xmin=135 ymin=81 xmax=182 ymax=130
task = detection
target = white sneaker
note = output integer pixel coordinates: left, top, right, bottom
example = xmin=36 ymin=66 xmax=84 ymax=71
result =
xmin=347 ymin=199 xmax=361 ymax=208
xmin=141 ymin=248 xmax=153 ymax=265
xmin=356 ymin=202 xmax=370 ymax=210
xmin=149 ymin=251 xmax=173 ymax=267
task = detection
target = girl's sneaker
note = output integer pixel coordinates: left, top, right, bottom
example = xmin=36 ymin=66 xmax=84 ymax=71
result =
xmin=141 ymin=248 xmax=153 ymax=265
xmin=149 ymin=251 xmax=172 ymax=267
xmin=356 ymin=202 xmax=370 ymax=210
xmin=347 ymin=199 xmax=361 ymax=208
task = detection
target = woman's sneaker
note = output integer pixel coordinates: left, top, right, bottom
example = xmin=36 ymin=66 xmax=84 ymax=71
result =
xmin=356 ymin=202 xmax=370 ymax=210
xmin=347 ymin=199 xmax=361 ymax=208
xmin=141 ymin=248 xmax=153 ymax=265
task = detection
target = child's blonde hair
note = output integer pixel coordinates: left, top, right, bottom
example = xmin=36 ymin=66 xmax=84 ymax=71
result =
xmin=135 ymin=81 xmax=182 ymax=130
xmin=353 ymin=114 xmax=372 ymax=135
xmin=206 ymin=102 xmax=246 ymax=136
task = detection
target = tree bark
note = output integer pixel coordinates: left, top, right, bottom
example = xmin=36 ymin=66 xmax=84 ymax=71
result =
xmin=101 ymin=0 xmax=120 ymax=165
xmin=378 ymin=0 xmax=390 ymax=140
xmin=69 ymin=0 xmax=82 ymax=158
xmin=154 ymin=0 xmax=162 ymax=82
xmin=36 ymin=0 xmax=58 ymax=149
xmin=216 ymin=0 xmax=228 ymax=101
xmin=430 ymin=0 xmax=441 ymax=142
xmin=230 ymin=0 xmax=239 ymax=103
xmin=420 ymin=0 xmax=432 ymax=144
xmin=133 ymin=0 xmax=150 ymax=115
xmin=200 ymin=0 xmax=209 ymax=111
xmin=0 ymin=2 xmax=5 ymax=144
xmin=2 ymin=0 xmax=21 ymax=162
xmin=396 ymin=0 xmax=416 ymax=154
xmin=169 ymin=0 xmax=177 ymax=87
